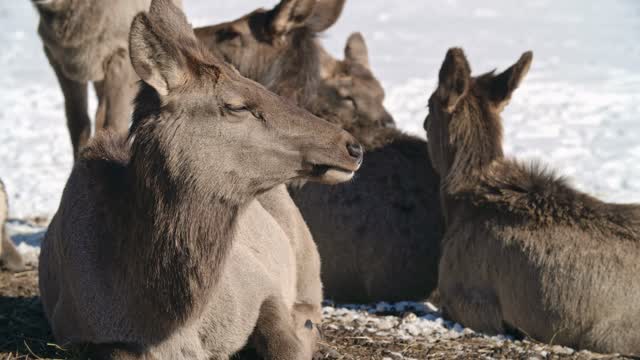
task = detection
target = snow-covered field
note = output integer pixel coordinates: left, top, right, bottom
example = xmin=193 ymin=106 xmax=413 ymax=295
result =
xmin=1 ymin=0 xmax=639 ymax=219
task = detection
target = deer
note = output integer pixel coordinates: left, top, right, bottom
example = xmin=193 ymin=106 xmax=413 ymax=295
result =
xmin=196 ymin=0 xmax=444 ymax=302
xmin=0 ymin=179 xmax=25 ymax=272
xmin=426 ymin=47 xmax=640 ymax=355
xmin=38 ymin=1 xmax=363 ymax=359
xmin=32 ymin=0 xmax=181 ymax=159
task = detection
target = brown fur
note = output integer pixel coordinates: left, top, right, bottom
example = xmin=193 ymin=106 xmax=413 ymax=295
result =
xmin=315 ymin=33 xmax=395 ymax=139
xmin=197 ymin=1 xmax=444 ymax=302
xmin=38 ymin=1 xmax=362 ymax=359
xmin=0 ymin=179 xmax=25 ymax=272
xmin=426 ymin=48 xmax=640 ymax=354
xmin=33 ymin=0 xmax=181 ymax=159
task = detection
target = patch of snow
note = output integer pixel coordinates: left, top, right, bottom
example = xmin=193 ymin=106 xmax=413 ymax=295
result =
xmin=323 ymin=300 xmax=511 ymax=343
xmin=6 ymin=220 xmax=45 ymax=265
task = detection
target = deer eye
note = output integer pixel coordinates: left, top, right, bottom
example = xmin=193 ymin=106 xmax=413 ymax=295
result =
xmin=225 ymin=103 xmax=249 ymax=112
xmin=224 ymin=103 xmax=265 ymax=123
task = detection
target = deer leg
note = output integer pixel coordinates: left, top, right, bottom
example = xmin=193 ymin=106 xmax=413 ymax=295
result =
xmin=440 ymin=283 xmax=504 ymax=335
xmin=0 ymin=227 xmax=25 ymax=272
xmin=98 ymin=49 xmax=137 ymax=136
xmin=44 ymin=47 xmax=91 ymax=160
xmin=93 ymin=80 xmax=106 ymax=131
xmin=251 ymin=297 xmax=311 ymax=360
xmin=291 ymin=303 xmax=322 ymax=357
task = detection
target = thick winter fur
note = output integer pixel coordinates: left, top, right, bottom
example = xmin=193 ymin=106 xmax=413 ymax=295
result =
xmin=33 ymin=0 xmax=181 ymax=158
xmin=196 ymin=1 xmax=444 ymax=302
xmin=38 ymin=1 xmax=362 ymax=359
xmin=0 ymin=179 xmax=25 ymax=272
xmin=426 ymin=48 xmax=640 ymax=354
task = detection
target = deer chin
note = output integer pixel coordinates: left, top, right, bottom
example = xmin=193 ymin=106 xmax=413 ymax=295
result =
xmin=309 ymin=164 xmax=355 ymax=185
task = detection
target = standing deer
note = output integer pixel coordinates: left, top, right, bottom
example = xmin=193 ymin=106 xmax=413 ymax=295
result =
xmin=196 ymin=0 xmax=443 ymax=302
xmin=426 ymin=48 xmax=640 ymax=354
xmin=38 ymin=1 xmax=363 ymax=359
xmin=0 ymin=179 xmax=25 ymax=272
xmin=32 ymin=0 xmax=181 ymax=159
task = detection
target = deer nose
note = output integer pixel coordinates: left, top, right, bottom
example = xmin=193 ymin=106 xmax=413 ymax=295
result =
xmin=347 ymin=142 xmax=363 ymax=163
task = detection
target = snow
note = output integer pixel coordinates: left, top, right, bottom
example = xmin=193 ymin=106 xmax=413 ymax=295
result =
xmin=1 ymin=2 xmax=639 ymax=250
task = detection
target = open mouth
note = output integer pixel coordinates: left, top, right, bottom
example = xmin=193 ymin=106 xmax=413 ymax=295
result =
xmin=309 ymin=163 xmax=356 ymax=184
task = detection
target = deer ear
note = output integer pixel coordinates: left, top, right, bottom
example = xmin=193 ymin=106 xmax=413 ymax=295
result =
xmin=306 ymin=0 xmax=345 ymax=33
xmin=148 ymin=0 xmax=195 ymax=43
xmin=344 ymin=32 xmax=370 ymax=69
xmin=437 ymin=48 xmax=471 ymax=113
xmin=129 ymin=13 xmax=187 ymax=96
xmin=271 ymin=0 xmax=317 ymax=36
xmin=32 ymin=0 xmax=67 ymax=12
xmin=488 ymin=51 xmax=532 ymax=110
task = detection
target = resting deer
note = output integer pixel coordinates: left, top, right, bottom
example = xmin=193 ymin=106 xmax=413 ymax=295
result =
xmin=32 ymin=0 xmax=181 ymax=159
xmin=38 ymin=1 xmax=363 ymax=359
xmin=426 ymin=48 xmax=640 ymax=354
xmin=196 ymin=0 xmax=444 ymax=302
xmin=316 ymin=32 xmax=395 ymax=135
xmin=0 ymin=179 xmax=25 ymax=272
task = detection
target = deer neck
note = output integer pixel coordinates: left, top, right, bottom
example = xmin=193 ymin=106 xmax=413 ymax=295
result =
xmin=119 ymin=135 xmax=249 ymax=337
xmin=439 ymin=123 xmax=504 ymax=226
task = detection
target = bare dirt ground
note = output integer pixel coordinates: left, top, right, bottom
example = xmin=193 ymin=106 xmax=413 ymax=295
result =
xmin=0 ymin=270 xmax=634 ymax=360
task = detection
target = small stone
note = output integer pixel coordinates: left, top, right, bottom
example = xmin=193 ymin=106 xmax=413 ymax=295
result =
xmin=402 ymin=312 xmax=418 ymax=322
xmin=551 ymin=345 xmax=575 ymax=355
xmin=378 ymin=319 xmax=395 ymax=330
xmin=382 ymin=350 xmax=405 ymax=359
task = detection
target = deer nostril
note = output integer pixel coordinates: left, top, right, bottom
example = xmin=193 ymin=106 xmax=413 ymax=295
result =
xmin=347 ymin=142 xmax=363 ymax=160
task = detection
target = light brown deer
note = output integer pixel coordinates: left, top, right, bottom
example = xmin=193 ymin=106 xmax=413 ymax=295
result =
xmin=38 ymin=1 xmax=362 ymax=359
xmin=426 ymin=48 xmax=640 ymax=355
xmin=196 ymin=0 xmax=443 ymax=302
xmin=32 ymin=0 xmax=181 ymax=159
xmin=0 ymin=179 xmax=25 ymax=272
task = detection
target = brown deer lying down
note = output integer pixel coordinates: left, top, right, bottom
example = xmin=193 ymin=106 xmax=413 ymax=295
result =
xmin=0 ymin=180 xmax=25 ymax=272
xmin=427 ymin=48 xmax=640 ymax=354
xmin=32 ymin=0 xmax=181 ymax=158
xmin=38 ymin=1 xmax=362 ymax=359
xmin=196 ymin=0 xmax=444 ymax=303
xmin=316 ymin=32 xmax=395 ymax=134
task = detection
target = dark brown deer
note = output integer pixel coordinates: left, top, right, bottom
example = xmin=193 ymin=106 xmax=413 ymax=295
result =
xmin=315 ymin=32 xmax=395 ymax=135
xmin=0 ymin=179 xmax=25 ymax=272
xmin=38 ymin=1 xmax=362 ymax=359
xmin=426 ymin=48 xmax=640 ymax=354
xmin=196 ymin=0 xmax=443 ymax=302
xmin=32 ymin=0 xmax=181 ymax=159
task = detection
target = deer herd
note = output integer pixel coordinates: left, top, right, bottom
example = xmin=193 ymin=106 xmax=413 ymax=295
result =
xmin=0 ymin=0 xmax=636 ymax=358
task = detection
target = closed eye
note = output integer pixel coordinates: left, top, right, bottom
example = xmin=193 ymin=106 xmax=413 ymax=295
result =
xmin=225 ymin=103 xmax=249 ymax=112
xmin=224 ymin=103 xmax=265 ymax=123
